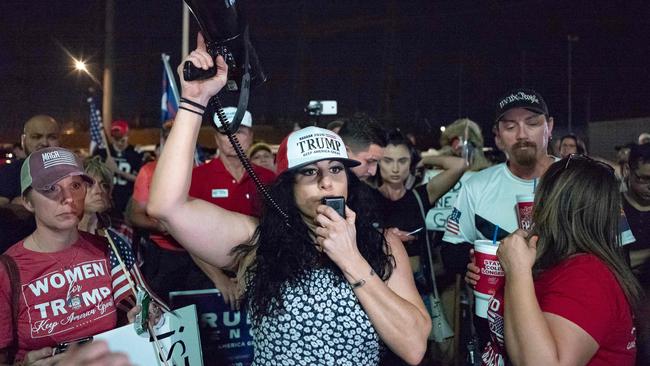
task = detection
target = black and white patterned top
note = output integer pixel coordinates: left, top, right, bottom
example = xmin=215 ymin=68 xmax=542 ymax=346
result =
xmin=250 ymin=267 xmax=381 ymax=365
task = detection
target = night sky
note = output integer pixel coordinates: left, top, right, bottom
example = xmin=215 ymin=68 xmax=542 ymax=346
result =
xmin=2 ymin=0 xmax=650 ymax=148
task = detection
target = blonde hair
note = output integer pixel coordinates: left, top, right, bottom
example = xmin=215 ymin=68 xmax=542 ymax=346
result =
xmin=247 ymin=142 xmax=273 ymax=159
xmin=440 ymin=118 xmax=484 ymax=147
xmin=83 ymin=156 xmax=113 ymax=190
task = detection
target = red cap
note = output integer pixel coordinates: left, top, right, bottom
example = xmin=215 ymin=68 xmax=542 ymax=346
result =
xmin=111 ymin=120 xmax=129 ymax=136
xmin=275 ymin=134 xmax=291 ymax=174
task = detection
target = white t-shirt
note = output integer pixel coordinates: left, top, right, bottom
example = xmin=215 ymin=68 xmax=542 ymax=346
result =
xmin=442 ymin=162 xmax=635 ymax=245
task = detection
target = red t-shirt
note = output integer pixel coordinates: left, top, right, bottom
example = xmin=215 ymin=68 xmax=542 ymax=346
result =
xmin=132 ymin=161 xmax=183 ymax=251
xmin=482 ymin=254 xmax=636 ymax=366
xmin=0 ymin=232 xmax=117 ymax=361
xmin=189 ymin=158 xmax=276 ymax=217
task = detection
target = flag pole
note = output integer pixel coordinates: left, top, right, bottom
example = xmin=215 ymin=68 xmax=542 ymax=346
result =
xmin=99 ymin=129 xmax=112 ymax=160
xmin=162 ymin=53 xmax=180 ymax=105
xmin=148 ymin=324 xmax=171 ymax=366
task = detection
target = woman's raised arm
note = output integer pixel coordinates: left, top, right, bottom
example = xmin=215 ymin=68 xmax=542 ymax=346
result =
xmin=424 ymin=155 xmax=467 ymax=205
xmin=147 ymin=34 xmax=257 ymax=269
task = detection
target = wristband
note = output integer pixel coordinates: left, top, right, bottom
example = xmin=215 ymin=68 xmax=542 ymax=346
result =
xmin=179 ymin=105 xmax=204 ymax=118
xmin=179 ymin=97 xmax=206 ymax=111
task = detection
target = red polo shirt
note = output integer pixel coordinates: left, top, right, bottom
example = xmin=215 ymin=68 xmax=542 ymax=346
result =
xmin=189 ymin=158 xmax=276 ymax=217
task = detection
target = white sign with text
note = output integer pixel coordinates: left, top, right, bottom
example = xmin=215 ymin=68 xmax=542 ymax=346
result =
xmin=94 ymin=305 xmax=203 ymax=366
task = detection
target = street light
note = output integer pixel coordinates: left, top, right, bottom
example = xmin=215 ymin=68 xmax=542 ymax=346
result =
xmin=71 ymin=57 xmax=102 ymax=89
xmin=74 ymin=59 xmax=88 ymax=72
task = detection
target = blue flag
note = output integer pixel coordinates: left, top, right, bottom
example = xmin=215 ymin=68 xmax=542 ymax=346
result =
xmin=161 ymin=53 xmax=179 ymax=123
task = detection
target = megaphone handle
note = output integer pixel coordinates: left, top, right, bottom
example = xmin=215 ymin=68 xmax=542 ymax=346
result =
xmin=183 ymin=41 xmax=235 ymax=81
xmin=183 ymin=60 xmax=217 ymax=81
xmin=183 ymin=40 xmax=223 ymax=81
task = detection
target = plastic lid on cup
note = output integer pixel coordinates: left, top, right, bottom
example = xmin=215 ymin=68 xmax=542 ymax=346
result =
xmin=516 ymin=194 xmax=534 ymax=203
xmin=475 ymin=239 xmax=499 ymax=255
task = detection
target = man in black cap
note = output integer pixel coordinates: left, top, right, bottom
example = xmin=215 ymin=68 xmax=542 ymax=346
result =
xmin=442 ymin=88 xmax=555 ymax=252
xmin=440 ymin=88 xmax=556 ymax=350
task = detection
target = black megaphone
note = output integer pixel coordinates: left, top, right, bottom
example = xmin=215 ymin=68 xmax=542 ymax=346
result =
xmin=182 ymin=0 xmax=266 ymax=92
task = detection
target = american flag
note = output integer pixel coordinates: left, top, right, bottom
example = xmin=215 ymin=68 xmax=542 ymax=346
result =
xmin=105 ymin=228 xmax=170 ymax=312
xmin=87 ymin=95 xmax=105 ymax=155
xmin=446 ymin=208 xmax=462 ymax=235
xmin=107 ymin=228 xmax=138 ymax=310
xmin=161 ymin=53 xmax=179 ymax=123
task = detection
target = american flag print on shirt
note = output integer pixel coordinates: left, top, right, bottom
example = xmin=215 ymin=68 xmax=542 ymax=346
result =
xmin=446 ymin=207 xmax=461 ymax=235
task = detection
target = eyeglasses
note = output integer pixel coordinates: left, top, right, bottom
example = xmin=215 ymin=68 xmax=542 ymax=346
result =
xmin=564 ymin=154 xmax=615 ymax=174
xmin=630 ymin=169 xmax=650 ymax=184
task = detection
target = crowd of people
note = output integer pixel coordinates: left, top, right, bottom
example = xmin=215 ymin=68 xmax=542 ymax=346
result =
xmin=0 ymin=35 xmax=649 ymax=366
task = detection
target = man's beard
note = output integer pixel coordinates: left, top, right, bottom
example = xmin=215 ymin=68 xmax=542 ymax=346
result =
xmin=510 ymin=141 xmax=538 ymax=167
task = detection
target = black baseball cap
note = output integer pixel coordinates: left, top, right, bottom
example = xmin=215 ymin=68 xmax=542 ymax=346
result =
xmin=495 ymin=88 xmax=549 ymax=122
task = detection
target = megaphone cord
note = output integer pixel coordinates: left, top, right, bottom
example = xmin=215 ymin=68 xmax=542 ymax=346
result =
xmin=211 ymin=96 xmax=290 ymax=224
xmin=212 ymin=98 xmax=320 ymax=250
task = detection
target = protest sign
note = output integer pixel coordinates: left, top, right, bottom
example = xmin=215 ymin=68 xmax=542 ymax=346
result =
xmin=94 ymin=304 xmax=202 ymax=365
xmin=170 ymin=289 xmax=254 ymax=366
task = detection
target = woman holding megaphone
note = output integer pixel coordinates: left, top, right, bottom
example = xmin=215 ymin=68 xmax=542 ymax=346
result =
xmin=147 ymin=34 xmax=431 ymax=365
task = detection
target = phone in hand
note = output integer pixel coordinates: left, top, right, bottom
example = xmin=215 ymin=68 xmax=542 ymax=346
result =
xmin=321 ymin=196 xmax=345 ymax=218
xmin=52 ymin=336 xmax=93 ymax=355
xmin=306 ymin=100 xmax=338 ymax=116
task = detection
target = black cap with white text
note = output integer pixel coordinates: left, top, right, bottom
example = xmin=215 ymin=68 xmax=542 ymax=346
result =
xmin=495 ymin=88 xmax=549 ymax=122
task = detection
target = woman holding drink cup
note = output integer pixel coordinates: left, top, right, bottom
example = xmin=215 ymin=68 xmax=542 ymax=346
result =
xmin=466 ymin=154 xmax=641 ymax=365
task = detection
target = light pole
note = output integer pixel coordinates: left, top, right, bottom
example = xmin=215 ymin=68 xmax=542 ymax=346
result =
xmin=182 ymin=2 xmax=190 ymax=58
xmin=567 ymin=34 xmax=579 ymax=133
xmin=103 ymin=0 xmax=114 ymax=135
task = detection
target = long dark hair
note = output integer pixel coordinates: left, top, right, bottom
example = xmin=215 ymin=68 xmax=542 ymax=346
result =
xmin=373 ymin=128 xmax=421 ymax=187
xmin=233 ymin=168 xmax=394 ymax=324
xmin=531 ymin=156 xmax=641 ymax=308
